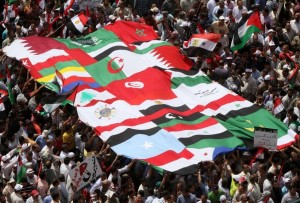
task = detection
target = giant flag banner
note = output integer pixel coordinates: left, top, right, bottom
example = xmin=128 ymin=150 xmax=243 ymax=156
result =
xmin=3 ymin=22 xmax=298 ymax=175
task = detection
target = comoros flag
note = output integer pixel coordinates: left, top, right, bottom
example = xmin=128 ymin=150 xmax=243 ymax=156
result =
xmin=231 ymin=11 xmax=263 ymax=51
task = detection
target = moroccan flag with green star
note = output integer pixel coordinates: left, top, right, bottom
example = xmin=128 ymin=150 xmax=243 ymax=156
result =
xmin=231 ymin=11 xmax=263 ymax=51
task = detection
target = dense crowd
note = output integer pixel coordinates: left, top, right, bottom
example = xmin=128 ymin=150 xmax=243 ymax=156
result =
xmin=1 ymin=0 xmax=300 ymax=202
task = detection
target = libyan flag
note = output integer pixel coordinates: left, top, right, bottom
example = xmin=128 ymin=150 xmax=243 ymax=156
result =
xmin=231 ymin=11 xmax=263 ymax=51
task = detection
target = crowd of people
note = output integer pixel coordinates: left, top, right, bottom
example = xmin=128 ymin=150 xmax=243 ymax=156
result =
xmin=0 ymin=0 xmax=300 ymax=202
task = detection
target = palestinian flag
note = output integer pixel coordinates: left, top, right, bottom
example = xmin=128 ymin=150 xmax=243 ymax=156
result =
xmin=5 ymin=65 xmax=15 ymax=105
xmin=66 ymin=13 xmax=89 ymax=35
xmin=231 ymin=11 xmax=263 ymax=51
xmin=183 ymin=33 xmax=221 ymax=57
xmin=16 ymin=155 xmax=26 ymax=183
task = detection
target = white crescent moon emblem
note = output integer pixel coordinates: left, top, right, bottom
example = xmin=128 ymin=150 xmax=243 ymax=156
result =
xmin=165 ymin=113 xmax=176 ymax=119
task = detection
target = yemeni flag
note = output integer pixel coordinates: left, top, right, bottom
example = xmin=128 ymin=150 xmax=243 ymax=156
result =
xmin=183 ymin=33 xmax=221 ymax=57
xmin=5 ymin=65 xmax=15 ymax=105
xmin=231 ymin=11 xmax=263 ymax=51
xmin=104 ymin=21 xmax=159 ymax=44
xmin=16 ymin=155 xmax=26 ymax=183
xmin=273 ymin=97 xmax=284 ymax=115
xmin=66 ymin=13 xmax=89 ymax=35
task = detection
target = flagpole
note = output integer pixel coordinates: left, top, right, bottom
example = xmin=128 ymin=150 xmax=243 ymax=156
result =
xmin=46 ymin=23 xmax=65 ymax=37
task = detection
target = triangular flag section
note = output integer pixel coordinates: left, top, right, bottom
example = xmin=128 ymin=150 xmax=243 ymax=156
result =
xmin=3 ymin=22 xmax=298 ymax=175
xmin=231 ymin=11 xmax=263 ymax=51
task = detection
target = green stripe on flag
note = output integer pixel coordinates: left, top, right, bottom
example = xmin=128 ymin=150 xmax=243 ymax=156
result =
xmin=172 ymin=75 xmax=211 ymax=89
xmin=231 ymin=26 xmax=261 ymax=51
xmin=159 ymin=116 xmax=209 ymax=128
xmin=134 ymin=41 xmax=171 ymax=54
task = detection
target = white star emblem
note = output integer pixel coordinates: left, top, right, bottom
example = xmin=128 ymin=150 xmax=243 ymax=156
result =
xmin=141 ymin=141 xmax=153 ymax=150
xmin=22 ymin=59 xmax=29 ymax=67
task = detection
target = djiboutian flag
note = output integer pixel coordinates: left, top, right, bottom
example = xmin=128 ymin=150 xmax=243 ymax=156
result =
xmin=67 ymin=13 xmax=89 ymax=35
xmin=183 ymin=33 xmax=221 ymax=57
xmin=231 ymin=11 xmax=263 ymax=51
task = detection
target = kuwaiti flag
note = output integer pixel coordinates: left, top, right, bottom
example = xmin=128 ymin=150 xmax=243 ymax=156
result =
xmin=231 ymin=11 xmax=263 ymax=51
xmin=66 ymin=13 xmax=89 ymax=35
xmin=273 ymin=97 xmax=284 ymax=115
xmin=183 ymin=33 xmax=221 ymax=57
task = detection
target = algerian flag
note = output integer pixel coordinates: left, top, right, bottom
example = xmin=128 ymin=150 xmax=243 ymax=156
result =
xmin=16 ymin=155 xmax=26 ymax=183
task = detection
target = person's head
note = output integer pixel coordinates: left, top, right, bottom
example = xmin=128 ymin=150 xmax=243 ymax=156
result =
xmin=220 ymin=195 xmax=226 ymax=203
xmin=266 ymin=172 xmax=275 ymax=181
xmin=52 ymin=178 xmax=60 ymax=187
xmin=31 ymin=190 xmax=39 ymax=199
xmin=26 ymin=168 xmax=35 ymax=178
xmin=237 ymin=0 xmax=243 ymax=8
xmin=289 ymin=184 xmax=297 ymax=196
xmin=200 ymin=194 xmax=208 ymax=203
xmin=295 ymin=12 xmax=300 ymax=22
xmin=50 ymin=188 xmax=60 ymax=201
xmin=240 ymin=194 xmax=248 ymax=203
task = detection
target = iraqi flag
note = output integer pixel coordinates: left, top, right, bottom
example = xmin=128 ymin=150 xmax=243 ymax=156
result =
xmin=231 ymin=11 xmax=263 ymax=51
xmin=183 ymin=33 xmax=221 ymax=57
xmin=66 ymin=13 xmax=89 ymax=35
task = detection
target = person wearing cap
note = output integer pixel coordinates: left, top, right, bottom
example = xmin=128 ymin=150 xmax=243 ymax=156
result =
xmin=211 ymin=16 xmax=229 ymax=35
xmin=35 ymin=130 xmax=49 ymax=149
xmin=241 ymin=69 xmax=257 ymax=102
xmin=1 ymin=148 xmax=19 ymax=182
xmin=3 ymin=178 xmax=16 ymax=203
xmin=26 ymin=168 xmax=37 ymax=185
xmin=282 ymin=178 xmax=291 ymax=196
xmin=219 ymin=195 xmax=230 ymax=203
xmin=25 ymin=189 xmax=43 ymax=203
xmin=11 ymin=184 xmax=24 ymax=203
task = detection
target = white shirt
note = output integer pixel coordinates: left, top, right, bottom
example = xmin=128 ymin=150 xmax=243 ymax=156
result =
xmin=290 ymin=19 xmax=300 ymax=34
xmin=232 ymin=6 xmax=247 ymax=22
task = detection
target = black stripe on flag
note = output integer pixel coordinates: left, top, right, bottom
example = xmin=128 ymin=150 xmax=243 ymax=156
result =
xmin=139 ymin=104 xmax=190 ymax=116
xmin=178 ymin=130 xmax=233 ymax=146
xmin=107 ymin=127 xmax=161 ymax=146
xmin=155 ymin=66 xmax=201 ymax=76
xmin=171 ymin=164 xmax=198 ymax=175
xmin=152 ymin=111 xmax=205 ymax=126
xmin=214 ymin=104 xmax=260 ymax=121
xmin=93 ymin=46 xmax=131 ymax=61
xmin=232 ymin=12 xmax=251 ymax=46
xmin=66 ymin=21 xmax=82 ymax=36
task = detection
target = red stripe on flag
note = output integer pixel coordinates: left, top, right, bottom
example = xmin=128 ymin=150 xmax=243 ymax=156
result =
xmin=144 ymin=148 xmax=194 ymax=166
xmin=164 ymin=117 xmax=219 ymax=131
xmin=78 ymin=13 xmax=88 ymax=25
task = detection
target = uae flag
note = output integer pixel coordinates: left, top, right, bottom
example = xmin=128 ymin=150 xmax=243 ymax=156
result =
xmin=66 ymin=13 xmax=89 ymax=35
xmin=231 ymin=11 xmax=263 ymax=51
xmin=183 ymin=33 xmax=221 ymax=57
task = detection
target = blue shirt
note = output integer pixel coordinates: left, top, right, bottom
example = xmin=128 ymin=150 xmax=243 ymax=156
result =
xmin=35 ymin=135 xmax=47 ymax=149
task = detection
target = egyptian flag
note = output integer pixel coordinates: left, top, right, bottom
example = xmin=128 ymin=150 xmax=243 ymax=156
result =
xmin=66 ymin=13 xmax=88 ymax=35
xmin=183 ymin=33 xmax=221 ymax=57
xmin=273 ymin=97 xmax=284 ymax=115
xmin=231 ymin=11 xmax=263 ymax=51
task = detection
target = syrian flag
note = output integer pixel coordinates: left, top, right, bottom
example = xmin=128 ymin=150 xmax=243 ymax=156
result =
xmin=183 ymin=33 xmax=221 ymax=57
xmin=66 ymin=13 xmax=88 ymax=35
xmin=35 ymin=0 xmax=45 ymax=9
xmin=16 ymin=155 xmax=27 ymax=183
xmin=231 ymin=11 xmax=263 ymax=51
xmin=273 ymin=97 xmax=284 ymax=115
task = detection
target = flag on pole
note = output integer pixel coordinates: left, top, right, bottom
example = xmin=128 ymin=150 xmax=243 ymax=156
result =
xmin=231 ymin=11 xmax=263 ymax=51
xmin=5 ymin=65 xmax=15 ymax=105
xmin=16 ymin=155 xmax=27 ymax=183
xmin=183 ymin=33 xmax=221 ymax=57
xmin=66 ymin=13 xmax=88 ymax=35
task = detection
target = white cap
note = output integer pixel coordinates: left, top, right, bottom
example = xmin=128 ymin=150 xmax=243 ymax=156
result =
xmin=269 ymin=41 xmax=275 ymax=46
xmin=284 ymin=178 xmax=291 ymax=184
xmin=42 ymin=130 xmax=49 ymax=138
xmin=1 ymin=155 xmax=9 ymax=162
xmin=219 ymin=16 xmax=225 ymax=20
xmin=150 ymin=7 xmax=159 ymax=13
xmin=245 ymin=68 xmax=252 ymax=73
xmin=220 ymin=195 xmax=227 ymax=201
xmin=68 ymin=152 xmax=75 ymax=158
xmin=14 ymin=184 xmax=23 ymax=191
xmin=26 ymin=168 xmax=34 ymax=174
xmin=109 ymin=15 xmax=116 ymax=21
xmin=267 ymin=29 xmax=276 ymax=34
xmin=283 ymin=64 xmax=290 ymax=69
xmin=180 ymin=21 xmax=190 ymax=27
xmin=264 ymin=75 xmax=271 ymax=80
xmin=106 ymin=190 xmax=116 ymax=198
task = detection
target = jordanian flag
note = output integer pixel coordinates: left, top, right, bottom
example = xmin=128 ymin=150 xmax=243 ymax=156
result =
xmin=231 ymin=11 xmax=263 ymax=51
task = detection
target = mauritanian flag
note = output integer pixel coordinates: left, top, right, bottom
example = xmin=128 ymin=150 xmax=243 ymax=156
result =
xmin=66 ymin=13 xmax=89 ymax=35
xmin=231 ymin=11 xmax=263 ymax=51
xmin=183 ymin=33 xmax=221 ymax=57
xmin=16 ymin=155 xmax=27 ymax=183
